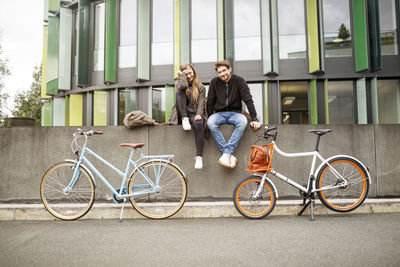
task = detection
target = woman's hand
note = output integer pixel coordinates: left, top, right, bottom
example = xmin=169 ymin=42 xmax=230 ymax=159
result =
xmin=194 ymin=115 xmax=202 ymax=121
xmin=177 ymin=69 xmax=183 ymax=77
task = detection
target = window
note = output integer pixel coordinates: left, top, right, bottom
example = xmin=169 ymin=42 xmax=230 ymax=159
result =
xmin=379 ymin=0 xmax=398 ymax=55
xmin=119 ymin=88 xmax=138 ymax=125
xmin=242 ymin=83 xmax=263 ymax=122
xmin=327 ymin=81 xmax=354 ymax=123
xmin=119 ymin=0 xmax=137 ymax=68
xmin=322 ymin=0 xmax=352 ymax=57
xmin=93 ymin=2 xmax=105 ymax=71
xmin=234 ymin=0 xmax=261 ymax=60
xmin=377 ymin=80 xmax=400 ymax=123
xmin=280 ymin=81 xmax=309 ymax=124
xmin=191 ymin=0 xmax=217 ymax=63
xmin=278 ymin=0 xmax=306 ymax=59
xmin=152 ymin=87 xmax=166 ymax=123
xmin=152 ymin=0 xmax=173 ymax=65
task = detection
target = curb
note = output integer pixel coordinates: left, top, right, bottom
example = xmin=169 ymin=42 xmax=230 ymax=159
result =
xmin=1 ymin=198 xmax=400 ymax=221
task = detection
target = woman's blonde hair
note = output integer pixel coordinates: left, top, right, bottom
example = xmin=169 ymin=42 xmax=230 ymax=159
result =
xmin=176 ymin=63 xmax=203 ymax=103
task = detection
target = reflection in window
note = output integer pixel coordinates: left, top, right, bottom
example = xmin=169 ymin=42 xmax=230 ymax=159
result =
xmin=119 ymin=0 xmax=137 ymax=68
xmin=152 ymin=0 xmax=173 ymax=65
xmin=280 ymin=82 xmax=308 ymax=124
xmin=242 ymin=84 xmax=263 ymax=122
xmin=379 ymin=0 xmax=398 ymax=55
xmin=377 ymin=80 xmax=400 ymax=123
xmin=93 ymin=2 xmax=105 ymax=71
xmin=234 ymin=0 xmax=261 ymax=60
xmin=328 ymin=81 xmax=354 ymax=123
xmin=322 ymin=0 xmax=352 ymax=57
xmin=191 ymin=0 xmax=217 ymax=63
xmin=119 ymin=88 xmax=137 ymax=125
xmin=278 ymin=0 xmax=306 ymax=59
xmin=152 ymin=87 xmax=166 ymax=123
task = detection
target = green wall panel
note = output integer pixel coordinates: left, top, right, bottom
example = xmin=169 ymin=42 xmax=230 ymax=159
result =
xmin=165 ymin=85 xmax=175 ymax=123
xmin=224 ymin=0 xmax=234 ymax=64
xmin=48 ymin=0 xmax=60 ymax=13
xmin=352 ymin=0 xmax=369 ymax=72
xmin=371 ymin=77 xmax=379 ymax=124
xmin=310 ymin=79 xmax=318 ymax=124
xmin=68 ymin=94 xmax=83 ymax=126
xmin=367 ymin=0 xmax=382 ymax=71
xmin=53 ymin=98 xmax=66 ymax=126
xmin=78 ymin=0 xmax=91 ymax=87
xmin=46 ymin=16 xmax=59 ymax=95
xmin=261 ymin=0 xmax=279 ymax=75
xmin=263 ymin=81 xmax=269 ymax=124
xmin=59 ymin=7 xmax=73 ymax=90
xmin=41 ymin=24 xmax=51 ymax=99
xmin=174 ymin=0 xmax=180 ymax=77
xmin=180 ymin=0 xmax=190 ymax=64
xmin=217 ymin=0 xmax=224 ymax=61
xmin=324 ymin=79 xmax=329 ymax=124
xmin=306 ymin=0 xmax=321 ymax=74
xmin=137 ymin=0 xmax=151 ymax=81
xmin=42 ymin=101 xmax=53 ymax=126
xmin=93 ymin=91 xmax=108 ymax=126
xmin=356 ymin=78 xmax=368 ymax=124
xmin=105 ymin=0 xmax=117 ymax=83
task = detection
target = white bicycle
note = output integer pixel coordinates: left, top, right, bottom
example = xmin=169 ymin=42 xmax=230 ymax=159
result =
xmin=233 ymin=126 xmax=371 ymax=220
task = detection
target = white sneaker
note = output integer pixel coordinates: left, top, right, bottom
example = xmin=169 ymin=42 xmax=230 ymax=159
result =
xmin=230 ymin=154 xmax=238 ymax=168
xmin=218 ymin=153 xmax=232 ymax=168
xmin=182 ymin=117 xmax=191 ymax=131
xmin=195 ymin=156 xmax=203 ymax=169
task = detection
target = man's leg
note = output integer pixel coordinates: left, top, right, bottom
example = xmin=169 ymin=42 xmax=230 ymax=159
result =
xmin=207 ymin=112 xmax=228 ymax=153
xmin=224 ymin=112 xmax=248 ymax=154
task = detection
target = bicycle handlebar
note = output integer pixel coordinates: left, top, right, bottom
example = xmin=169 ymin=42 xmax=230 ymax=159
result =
xmin=75 ymin=129 xmax=103 ymax=137
xmin=264 ymin=126 xmax=278 ymax=141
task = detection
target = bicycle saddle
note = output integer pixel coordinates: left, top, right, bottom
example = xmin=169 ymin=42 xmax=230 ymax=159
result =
xmin=308 ymin=129 xmax=331 ymax=136
xmin=120 ymin=143 xmax=145 ymax=149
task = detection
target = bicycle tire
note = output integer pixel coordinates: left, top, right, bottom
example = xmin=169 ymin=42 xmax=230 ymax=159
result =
xmin=128 ymin=161 xmax=187 ymax=219
xmin=316 ymin=156 xmax=369 ymax=212
xmin=40 ymin=161 xmax=96 ymax=220
xmin=233 ymin=176 xmax=277 ymax=219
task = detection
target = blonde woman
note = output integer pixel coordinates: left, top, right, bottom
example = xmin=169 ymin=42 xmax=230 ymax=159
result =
xmin=169 ymin=63 xmax=207 ymax=169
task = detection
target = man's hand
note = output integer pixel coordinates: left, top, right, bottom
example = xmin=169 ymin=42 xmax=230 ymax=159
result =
xmin=194 ymin=115 xmax=202 ymax=121
xmin=250 ymin=121 xmax=261 ymax=131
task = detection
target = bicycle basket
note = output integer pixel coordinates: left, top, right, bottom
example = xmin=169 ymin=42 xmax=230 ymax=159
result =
xmin=245 ymin=143 xmax=275 ymax=173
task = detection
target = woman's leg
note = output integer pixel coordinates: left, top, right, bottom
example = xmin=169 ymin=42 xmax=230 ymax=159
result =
xmin=175 ymin=90 xmax=188 ymax=117
xmin=189 ymin=115 xmax=204 ymax=157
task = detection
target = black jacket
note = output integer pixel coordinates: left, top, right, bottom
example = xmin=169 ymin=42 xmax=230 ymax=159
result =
xmin=207 ymin=74 xmax=258 ymax=121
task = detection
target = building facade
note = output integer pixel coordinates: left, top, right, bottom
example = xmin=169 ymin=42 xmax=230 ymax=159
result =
xmin=41 ymin=0 xmax=400 ymax=126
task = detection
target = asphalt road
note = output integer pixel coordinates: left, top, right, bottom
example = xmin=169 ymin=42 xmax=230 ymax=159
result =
xmin=1 ymin=213 xmax=399 ymax=267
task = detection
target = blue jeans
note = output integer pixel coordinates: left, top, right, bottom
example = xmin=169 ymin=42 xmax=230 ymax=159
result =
xmin=207 ymin=112 xmax=248 ymax=154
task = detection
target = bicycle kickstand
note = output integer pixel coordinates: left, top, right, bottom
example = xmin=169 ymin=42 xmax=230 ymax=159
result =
xmin=297 ymin=194 xmax=315 ymax=221
xmin=119 ymin=199 xmax=126 ymax=222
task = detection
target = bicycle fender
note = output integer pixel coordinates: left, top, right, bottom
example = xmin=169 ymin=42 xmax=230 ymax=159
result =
xmin=254 ymin=174 xmax=279 ymax=198
xmin=313 ymin=155 xmax=372 ymax=184
xmin=65 ymin=159 xmax=97 ymax=186
xmin=129 ymin=159 xmax=188 ymax=182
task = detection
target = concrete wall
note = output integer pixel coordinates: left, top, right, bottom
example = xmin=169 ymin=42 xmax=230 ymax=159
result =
xmin=0 ymin=125 xmax=399 ymax=202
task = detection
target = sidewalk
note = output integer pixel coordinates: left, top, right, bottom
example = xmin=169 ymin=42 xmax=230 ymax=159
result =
xmin=1 ymin=198 xmax=399 ymax=220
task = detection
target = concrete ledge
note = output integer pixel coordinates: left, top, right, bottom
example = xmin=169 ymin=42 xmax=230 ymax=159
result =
xmin=1 ymin=198 xmax=399 ymax=221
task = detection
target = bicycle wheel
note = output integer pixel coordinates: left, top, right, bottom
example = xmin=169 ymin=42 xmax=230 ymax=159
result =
xmin=40 ymin=161 xmax=96 ymax=220
xmin=233 ymin=176 xmax=277 ymax=219
xmin=128 ymin=161 xmax=187 ymax=219
xmin=316 ymin=156 xmax=369 ymax=212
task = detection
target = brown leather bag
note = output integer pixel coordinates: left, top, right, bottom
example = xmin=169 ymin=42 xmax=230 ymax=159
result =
xmin=246 ymin=144 xmax=273 ymax=173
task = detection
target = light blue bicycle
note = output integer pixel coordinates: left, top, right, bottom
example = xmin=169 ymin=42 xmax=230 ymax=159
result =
xmin=40 ymin=129 xmax=187 ymax=221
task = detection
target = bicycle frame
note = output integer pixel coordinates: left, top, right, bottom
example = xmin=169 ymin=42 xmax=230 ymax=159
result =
xmin=66 ymin=141 xmax=174 ymax=201
xmin=258 ymin=141 xmax=356 ymax=196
